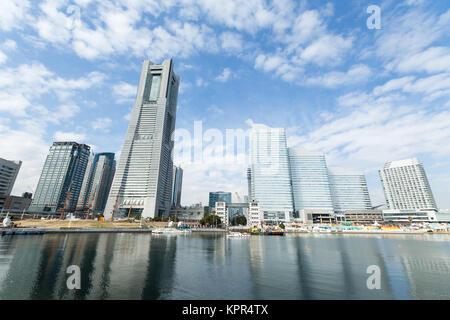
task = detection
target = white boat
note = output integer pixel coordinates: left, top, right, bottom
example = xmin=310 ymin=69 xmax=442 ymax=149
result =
xmin=152 ymin=228 xmax=190 ymax=235
xmin=227 ymin=232 xmax=250 ymax=238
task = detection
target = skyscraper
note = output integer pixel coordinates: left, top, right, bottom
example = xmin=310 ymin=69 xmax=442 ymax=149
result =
xmin=209 ymin=191 xmax=232 ymax=208
xmin=328 ymin=167 xmax=372 ymax=212
xmin=29 ymin=142 xmax=90 ymax=212
xmin=288 ymin=148 xmax=334 ymax=212
xmin=171 ymin=165 xmax=183 ymax=208
xmin=379 ymin=158 xmax=437 ymax=210
xmin=249 ymin=124 xmax=294 ymax=223
xmin=0 ymin=158 xmax=21 ymax=196
xmin=77 ymin=153 xmax=116 ymax=213
xmin=104 ymin=59 xmax=179 ymax=219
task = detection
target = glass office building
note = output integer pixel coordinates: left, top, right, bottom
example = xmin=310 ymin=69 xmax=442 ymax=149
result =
xmin=171 ymin=165 xmax=183 ymax=208
xmin=29 ymin=142 xmax=90 ymax=212
xmin=249 ymin=125 xmax=294 ymax=223
xmin=209 ymin=191 xmax=231 ymax=208
xmin=0 ymin=158 xmax=22 ymax=196
xmin=77 ymin=152 xmax=116 ymax=213
xmin=328 ymin=167 xmax=372 ymax=212
xmin=288 ymin=148 xmax=334 ymax=212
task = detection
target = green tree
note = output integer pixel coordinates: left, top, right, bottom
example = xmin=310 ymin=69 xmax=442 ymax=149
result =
xmin=232 ymin=215 xmax=247 ymax=226
xmin=200 ymin=215 xmax=221 ymax=226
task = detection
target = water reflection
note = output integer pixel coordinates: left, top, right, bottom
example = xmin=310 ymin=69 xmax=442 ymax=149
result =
xmin=0 ymin=233 xmax=449 ymax=300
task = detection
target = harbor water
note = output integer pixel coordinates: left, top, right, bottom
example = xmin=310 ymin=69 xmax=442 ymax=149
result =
xmin=0 ymin=232 xmax=449 ymax=299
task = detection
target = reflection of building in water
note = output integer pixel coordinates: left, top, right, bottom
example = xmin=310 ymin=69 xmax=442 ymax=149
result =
xmin=99 ymin=233 xmax=152 ymax=299
xmin=400 ymin=255 xmax=450 ymax=299
xmin=85 ymin=233 xmax=118 ymax=299
xmin=141 ymin=235 xmax=178 ymax=299
xmin=0 ymin=238 xmax=45 ymax=299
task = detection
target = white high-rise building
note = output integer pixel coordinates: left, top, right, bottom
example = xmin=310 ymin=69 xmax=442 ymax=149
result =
xmin=249 ymin=125 xmax=294 ymax=223
xmin=328 ymin=167 xmax=372 ymax=212
xmin=288 ymin=148 xmax=334 ymax=212
xmin=104 ymin=59 xmax=179 ymax=219
xmin=379 ymin=158 xmax=437 ymax=210
xmin=0 ymin=158 xmax=21 ymax=196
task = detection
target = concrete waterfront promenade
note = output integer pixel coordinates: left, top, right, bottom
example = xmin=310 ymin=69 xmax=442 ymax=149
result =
xmin=2 ymin=219 xmax=449 ymax=235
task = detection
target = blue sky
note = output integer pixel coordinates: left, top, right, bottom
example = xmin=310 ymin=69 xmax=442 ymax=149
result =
xmin=1 ymin=0 xmax=449 ymax=208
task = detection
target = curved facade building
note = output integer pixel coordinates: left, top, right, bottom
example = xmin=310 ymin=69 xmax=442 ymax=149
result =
xmin=328 ymin=167 xmax=372 ymax=212
xmin=288 ymin=148 xmax=334 ymax=212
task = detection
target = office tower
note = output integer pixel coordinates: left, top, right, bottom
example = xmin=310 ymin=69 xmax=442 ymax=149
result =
xmin=247 ymin=167 xmax=252 ymax=200
xmin=379 ymin=158 xmax=437 ymax=210
xmin=288 ymin=148 xmax=334 ymax=212
xmin=0 ymin=158 xmax=22 ymax=196
xmin=249 ymin=124 xmax=294 ymax=223
xmin=171 ymin=165 xmax=183 ymax=208
xmin=104 ymin=59 xmax=179 ymax=219
xmin=77 ymin=153 xmax=116 ymax=213
xmin=328 ymin=167 xmax=372 ymax=212
xmin=29 ymin=142 xmax=90 ymax=212
xmin=209 ymin=191 xmax=231 ymax=208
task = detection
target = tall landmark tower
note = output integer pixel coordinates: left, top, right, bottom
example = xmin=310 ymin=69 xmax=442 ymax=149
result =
xmin=104 ymin=59 xmax=179 ymax=219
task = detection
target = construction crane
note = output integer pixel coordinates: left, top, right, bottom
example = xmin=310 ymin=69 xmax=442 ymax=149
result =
xmin=85 ymin=186 xmax=97 ymax=220
xmin=110 ymin=194 xmax=119 ymax=222
xmin=59 ymin=184 xmax=72 ymax=220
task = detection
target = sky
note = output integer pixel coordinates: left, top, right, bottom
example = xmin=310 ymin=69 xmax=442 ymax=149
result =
xmin=0 ymin=0 xmax=449 ymax=209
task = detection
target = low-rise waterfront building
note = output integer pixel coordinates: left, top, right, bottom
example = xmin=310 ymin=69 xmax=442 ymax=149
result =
xmin=382 ymin=208 xmax=438 ymax=223
xmin=343 ymin=210 xmax=383 ymax=224
xmin=0 ymin=193 xmax=32 ymax=211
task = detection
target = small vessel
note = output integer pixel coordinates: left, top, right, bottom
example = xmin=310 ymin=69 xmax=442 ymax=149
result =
xmin=152 ymin=228 xmax=190 ymax=235
xmin=2 ymin=229 xmax=46 ymax=236
xmin=227 ymin=232 xmax=250 ymax=238
xmin=265 ymin=230 xmax=285 ymax=236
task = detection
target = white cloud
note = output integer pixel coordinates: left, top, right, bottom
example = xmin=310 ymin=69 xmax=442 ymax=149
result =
xmin=0 ymin=0 xmax=31 ymax=31
xmin=0 ymin=62 xmax=105 ymax=116
xmin=220 ymin=32 xmax=244 ymax=52
xmin=300 ymin=34 xmax=353 ymax=66
xmin=92 ymin=117 xmax=113 ymax=131
xmin=113 ymin=81 xmax=137 ymax=103
xmin=306 ymin=64 xmax=372 ymax=88
xmin=0 ymin=51 xmax=7 ymax=65
xmin=215 ymin=68 xmax=232 ymax=82
xmin=53 ymin=131 xmax=87 ymax=142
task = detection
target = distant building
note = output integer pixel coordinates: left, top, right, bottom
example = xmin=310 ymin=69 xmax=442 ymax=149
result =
xmin=382 ymin=209 xmax=438 ymax=223
xmin=77 ymin=153 xmax=116 ymax=213
xmin=0 ymin=158 xmax=22 ymax=196
xmin=288 ymin=148 xmax=334 ymax=212
xmin=343 ymin=210 xmax=383 ymax=224
xmin=379 ymin=158 xmax=437 ymax=210
xmin=29 ymin=142 xmax=90 ymax=212
xmin=249 ymin=125 xmax=294 ymax=224
xmin=247 ymin=200 xmax=262 ymax=228
xmin=328 ymin=167 xmax=372 ymax=212
xmin=171 ymin=165 xmax=183 ymax=208
xmin=104 ymin=58 xmax=179 ymax=219
xmin=0 ymin=195 xmax=32 ymax=211
xmin=209 ymin=191 xmax=231 ymax=208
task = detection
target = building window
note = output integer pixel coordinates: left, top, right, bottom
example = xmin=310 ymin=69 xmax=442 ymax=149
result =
xmin=149 ymin=74 xmax=161 ymax=101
